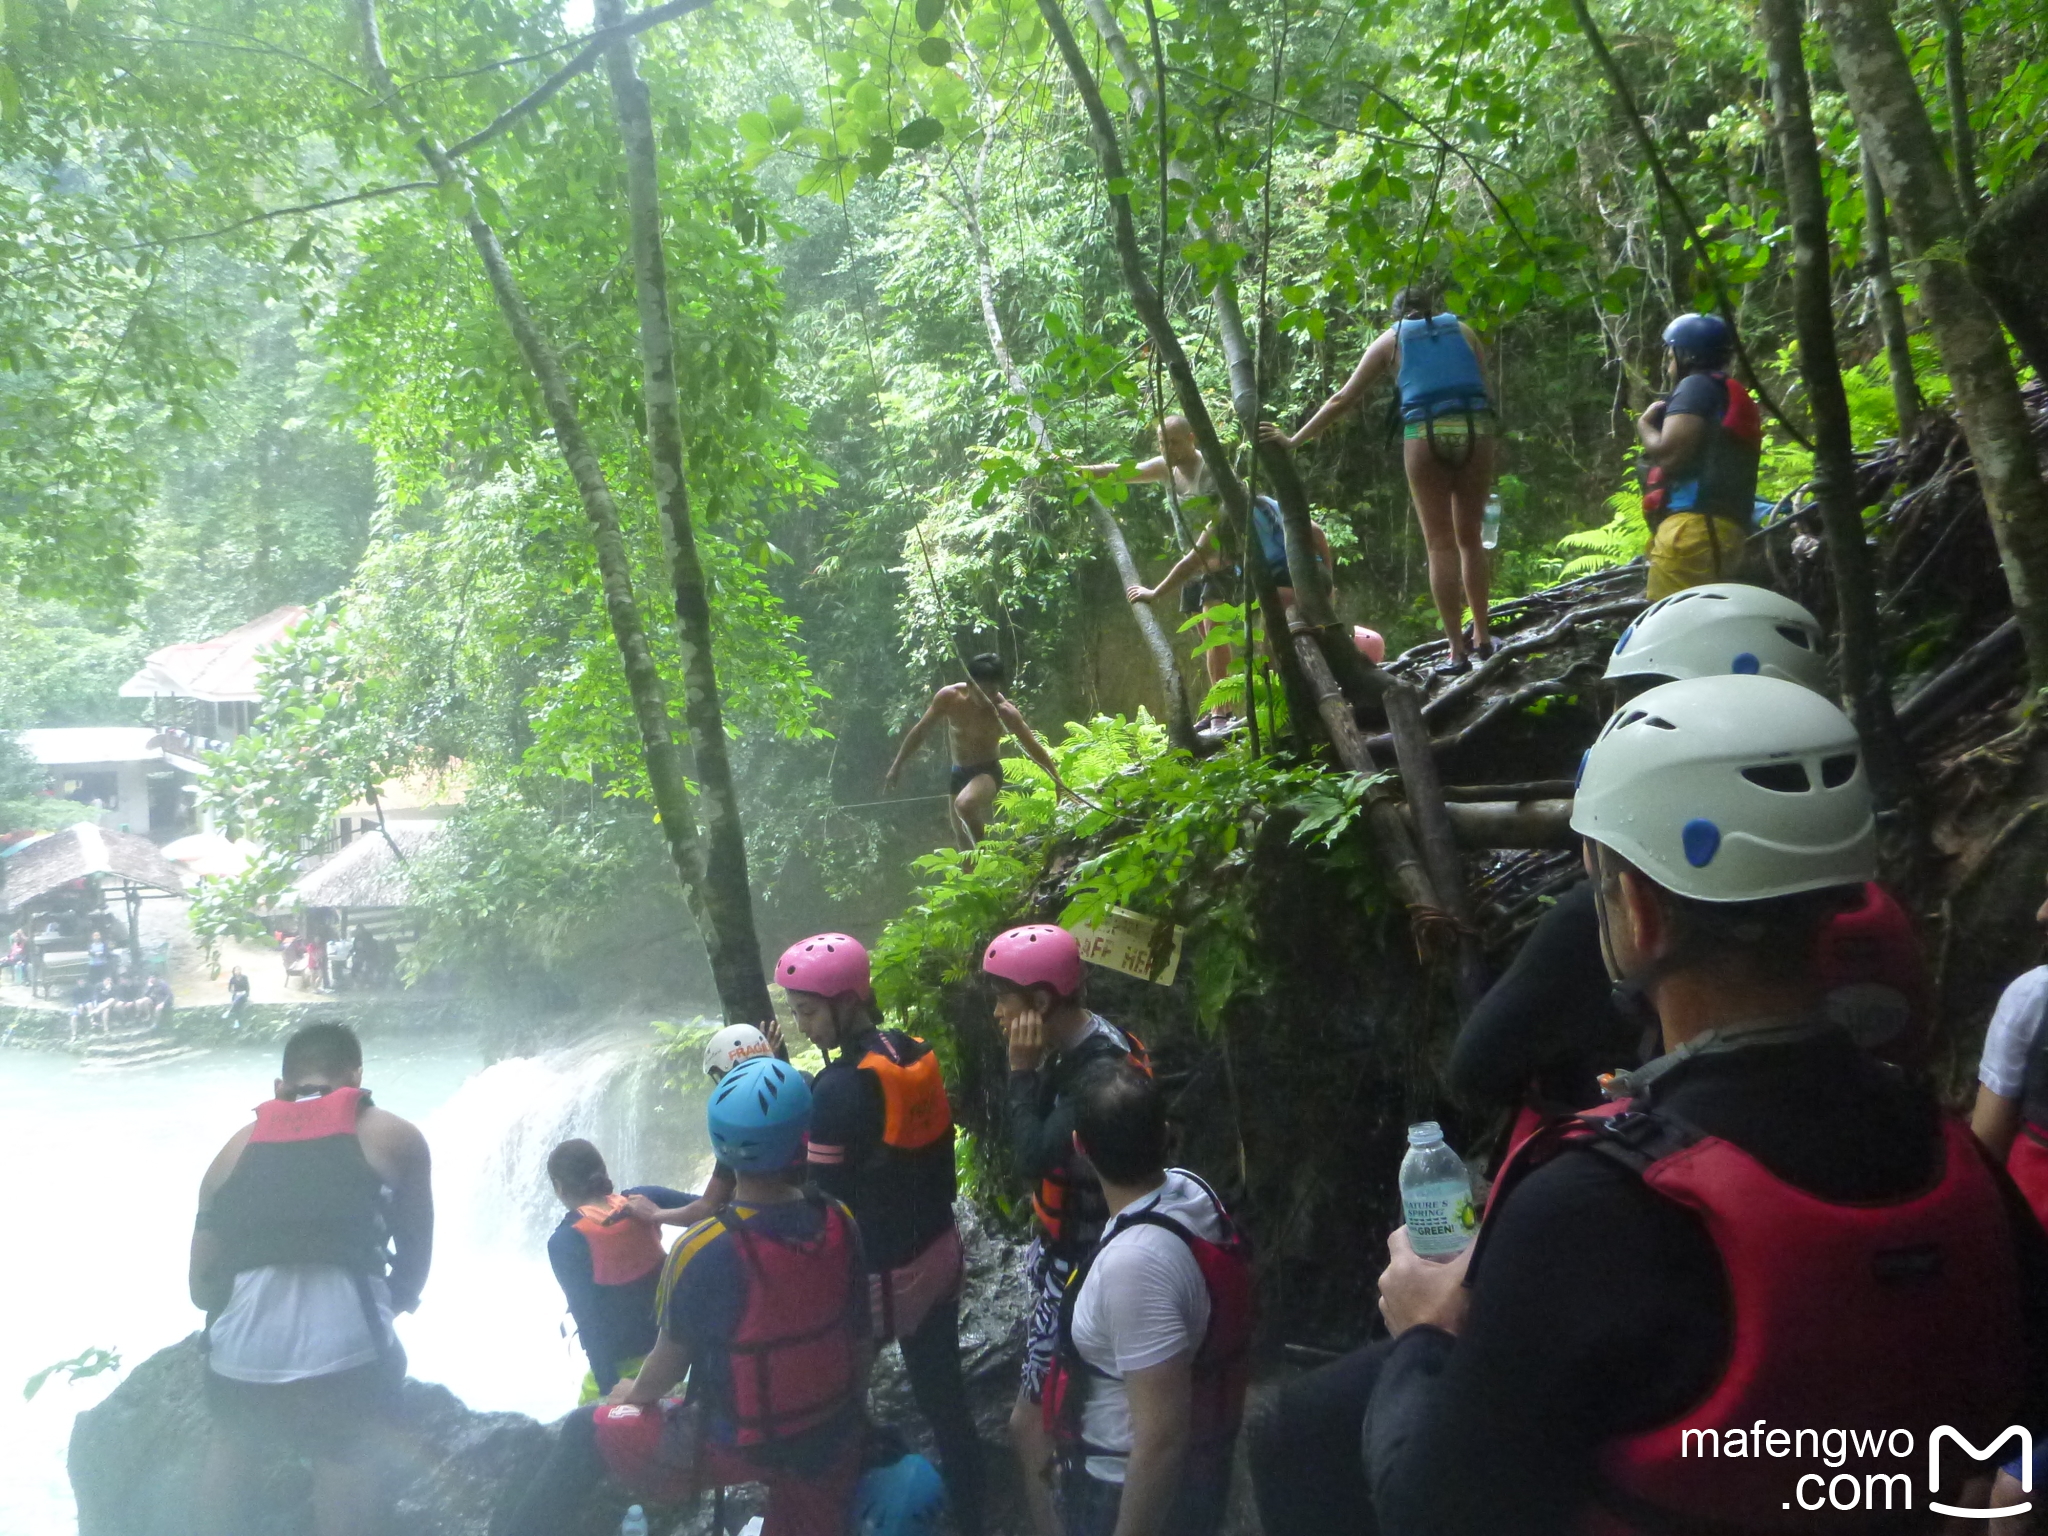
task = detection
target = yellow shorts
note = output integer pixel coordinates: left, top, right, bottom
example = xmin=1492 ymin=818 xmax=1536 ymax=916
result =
xmin=1646 ymin=513 xmax=1748 ymax=600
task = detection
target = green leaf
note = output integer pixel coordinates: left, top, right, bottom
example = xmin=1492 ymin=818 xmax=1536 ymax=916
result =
xmin=736 ymin=111 xmax=775 ymax=145
xmin=283 ymin=232 xmax=315 ymax=265
xmin=914 ymin=0 xmax=947 ymax=30
xmin=896 ymin=116 xmax=945 ymax=150
xmin=1105 ymin=176 xmax=1134 ymax=196
xmin=830 ymin=0 xmax=866 ymax=17
xmin=916 ymin=35 xmax=953 ymax=66
xmin=767 ymin=94 xmax=804 ymax=135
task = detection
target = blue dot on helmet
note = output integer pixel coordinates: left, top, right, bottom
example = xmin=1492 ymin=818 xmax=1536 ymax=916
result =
xmin=1731 ymin=652 xmax=1761 ymax=675
xmin=1682 ymin=818 xmax=1722 ymax=867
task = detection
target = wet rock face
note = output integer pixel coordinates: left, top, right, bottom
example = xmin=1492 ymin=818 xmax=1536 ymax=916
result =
xmin=68 ymin=1335 xmax=554 ymax=1536
xmin=69 ymin=1208 xmax=1034 ymax=1535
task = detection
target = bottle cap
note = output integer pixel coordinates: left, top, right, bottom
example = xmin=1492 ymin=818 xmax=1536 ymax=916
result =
xmin=1406 ymin=1120 xmax=1445 ymax=1148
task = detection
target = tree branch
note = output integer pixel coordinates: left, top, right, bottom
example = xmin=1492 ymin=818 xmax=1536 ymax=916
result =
xmin=111 ymin=182 xmax=435 ymax=251
xmin=441 ymin=0 xmax=715 ymax=160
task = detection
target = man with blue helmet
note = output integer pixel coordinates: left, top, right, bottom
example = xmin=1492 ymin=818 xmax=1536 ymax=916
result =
xmin=499 ymin=1057 xmax=870 ymax=1536
xmin=1637 ymin=313 xmax=1764 ymax=601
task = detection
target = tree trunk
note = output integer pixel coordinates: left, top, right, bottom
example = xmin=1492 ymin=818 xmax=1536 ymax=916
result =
xmin=1818 ymin=0 xmax=2048 ymax=694
xmin=597 ymin=0 xmax=772 ymax=1023
xmin=1863 ymin=147 xmax=1922 ymax=440
xmin=1931 ymin=0 xmax=1979 ymax=219
xmin=353 ymin=0 xmax=730 ymax=1008
xmin=1965 ymin=165 xmax=2048 ymax=385
xmin=1383 ymin=685 xmax=1486 ymax=1010
xmin=1759 ymin=0 xmax=1905 ymax=807
xmin=952 ymin=122 xmax=1196 ymax=750
xmin=1036 ymin=0 xmax=1321 ymax=742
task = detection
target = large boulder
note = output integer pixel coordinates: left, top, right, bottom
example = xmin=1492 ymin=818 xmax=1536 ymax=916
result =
xmin=68 ymin=1335 xmax=556 ymax=1536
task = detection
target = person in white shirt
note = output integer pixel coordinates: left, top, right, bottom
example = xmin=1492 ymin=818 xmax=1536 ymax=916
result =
xmin=1044 ymin=1064 xmax=1252 ymax=1536
xmin=1971 ymin=881 xmax=2048 ymax=1230
xmin=190 ymin=1023 xmax=433 ymax=1536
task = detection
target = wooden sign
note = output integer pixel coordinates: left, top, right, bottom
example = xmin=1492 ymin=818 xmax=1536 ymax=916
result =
xmin=1067 ymin=906 xmax=1185 ymax=986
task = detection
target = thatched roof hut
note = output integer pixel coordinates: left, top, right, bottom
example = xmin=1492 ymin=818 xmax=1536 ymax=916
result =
xmin=289 ymin=823 xmax=444 ymax=913
xmin=0 ymin=824 xmax=186 ymax=915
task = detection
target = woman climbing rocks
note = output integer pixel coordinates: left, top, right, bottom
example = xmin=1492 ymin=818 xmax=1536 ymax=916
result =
xmin=1085 ymin=415 xmax=1331 ymax=728
xmin=1264 ymin=284 xmax=1497 ymax=675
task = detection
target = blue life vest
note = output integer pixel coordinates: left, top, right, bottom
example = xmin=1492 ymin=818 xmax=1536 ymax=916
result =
xmin=1395 ymin=314 xmax=1491 ymax=423
xmin=1249 ymin=496 xmax=1289 ymax=578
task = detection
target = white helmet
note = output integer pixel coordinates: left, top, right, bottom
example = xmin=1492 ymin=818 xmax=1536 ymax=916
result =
xmin=1571 ymin=675 xmax=1875 ymax=902
xmin=703 ymin=1023 xmax=773 ymax=1080
xmin=1605 ymin=584 xmax=1828 ymax=694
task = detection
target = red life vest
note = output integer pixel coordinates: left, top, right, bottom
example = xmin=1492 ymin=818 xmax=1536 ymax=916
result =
xmin=572 ymin=1194 xmax=666 ymax=1287
xmin=1042 ymin=1175 xmax=1255 ymax=1457
xmin=1642 ymin=372 xmax=1762 ymax=528
xmin=718 ymin=1197 xmax=863 ymax=1448
xmin=1814 ymin=882 xmax=1932 ymax=1063
xmin=209 ymin=1086 xmax=388 ymax=1278
xmin=1034 ymin=1027 xmax=1151 ymax=1255
xmin=851 ymin=1031 xmax=958 ymax=1272
xmin=1486 ymin=1106 xmax=2025 ymax=1535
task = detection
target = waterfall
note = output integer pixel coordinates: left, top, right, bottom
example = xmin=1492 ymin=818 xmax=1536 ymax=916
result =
xmin=403 ymin=1026 xmax=715 ymax=1419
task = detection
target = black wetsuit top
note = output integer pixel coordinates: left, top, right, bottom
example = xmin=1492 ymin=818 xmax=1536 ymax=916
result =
xmin=1364 ymin=1030 xmax=2048 ymax=1536
xmin=1448 ymin=880 xmax=1644 ymax=1118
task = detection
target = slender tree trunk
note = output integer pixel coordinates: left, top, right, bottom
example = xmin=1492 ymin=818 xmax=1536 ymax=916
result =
xmin=596 ymin=0 xmax=771 ymax=1023
xmin=1071 ymin=0 xmax=1377 ymax=717
xmin=948 ymin=117 xmax=1196 ymax=749
xmin=1931 ymin=0 xmax=1979 ymax=219
xmin=1818 ymin=0 xmax=2048 ymax=694
xmin=353 ymin=0 xmax=733 ymax=1008
xmin=1036 ymin=0 xmax=1320 ymax=740
xmin=1759 ymin=0 xmax=1904 ymax=804
xmin=1863 ymin=147 xmax=1922 ymax=440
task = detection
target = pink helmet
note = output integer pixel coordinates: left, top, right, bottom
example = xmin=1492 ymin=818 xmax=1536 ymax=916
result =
xmin=775 ymin=933 xmax=872 ymax=1001
xmin=982 ymin=924 xmax=1084 ymax=999
xmin=1352 ymin=626 xmax=1386 ymax=664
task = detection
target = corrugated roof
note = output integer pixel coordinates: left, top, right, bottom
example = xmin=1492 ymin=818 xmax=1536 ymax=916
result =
xmin=19 ymin=727 xmax=164 ymax=766
xmin=0 ymin=824 xmax=186 ymax=913
xmin=290 ymin=822 xmax=445 ymax=911
xmin=119 ymin=606 xmax=310 ymax=703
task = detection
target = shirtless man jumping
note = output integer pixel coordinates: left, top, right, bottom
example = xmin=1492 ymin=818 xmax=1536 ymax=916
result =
xmin=883 ymin=653 xmax=1069 ymax=847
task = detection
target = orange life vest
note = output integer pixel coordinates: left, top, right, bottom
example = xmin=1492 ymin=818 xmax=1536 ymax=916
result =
xmin=1034 ymin=1027 xmax=1151 ymax=1255
xmin=572 ymin=1194 xmax=666 ymax=1287
xmin=852 ymin=1031 xmax=958 ymax=1272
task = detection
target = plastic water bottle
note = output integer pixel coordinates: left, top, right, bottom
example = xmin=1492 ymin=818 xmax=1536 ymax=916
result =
xmin=1401 ymin=1121 xmax=1476 ymax=1260
xmin=620 ymin=1506 xmax=649 ymax=1536
xmin=1480 ymin=493 xmax=1503 ymax=550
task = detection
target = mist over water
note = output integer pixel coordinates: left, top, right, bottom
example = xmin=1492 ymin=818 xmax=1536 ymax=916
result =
xmin=0 ymin=1028 xmax=710 ymax=1535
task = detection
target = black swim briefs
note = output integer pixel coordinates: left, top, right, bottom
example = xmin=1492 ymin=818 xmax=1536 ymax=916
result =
xmin=950 ymin=761 xmax=1004 ymax=796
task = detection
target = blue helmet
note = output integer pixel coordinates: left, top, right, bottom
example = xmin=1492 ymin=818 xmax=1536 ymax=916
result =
xmin=851 ymin=1452 xmax=948 ymax=1536
xmin=1662 ymin=312 xmax=1733 ymax=370
xmin=706 ymin=1056 xmax=811 ymax=1173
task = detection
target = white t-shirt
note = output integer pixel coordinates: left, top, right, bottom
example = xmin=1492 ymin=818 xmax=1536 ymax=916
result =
xmin=207 ymin=1265 xmax=395 ymax=1384
xmin=1068 ymin=1170 xmax=1226 ymax=1483
xmin=1979 ymin=965 xmax=2048 ymax=1099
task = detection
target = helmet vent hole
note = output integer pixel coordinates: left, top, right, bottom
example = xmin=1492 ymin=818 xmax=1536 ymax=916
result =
xmin=1821 ymin=753 xmax=1859 ymax=788
xmin=1742 ymin=763 xmax=1811 ymax=793
xmin=1776 ymin=625 xmax=1814 ymax=650
xmin=1642 ymin=715 xmax=1676 ymax=731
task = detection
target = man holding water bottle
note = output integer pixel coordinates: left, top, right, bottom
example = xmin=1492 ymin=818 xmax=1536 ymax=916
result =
xmin=1252 ymin=676 xmax=2048 ymax=1534
xmin=1361 ymin=676 xmax=2048 ymax=1532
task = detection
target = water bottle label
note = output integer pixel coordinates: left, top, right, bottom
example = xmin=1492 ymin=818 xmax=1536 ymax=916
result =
xmin=1404 ymin=1184 xmax=1476 ymax=1255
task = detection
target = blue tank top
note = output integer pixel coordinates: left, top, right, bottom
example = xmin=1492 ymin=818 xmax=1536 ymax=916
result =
xmin=1395 ymin=314 xmax=1491 ymax=423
